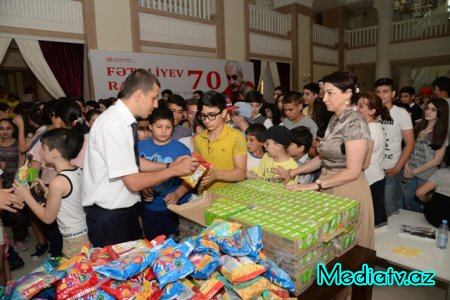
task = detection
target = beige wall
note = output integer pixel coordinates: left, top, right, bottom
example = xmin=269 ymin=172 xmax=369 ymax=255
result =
xmin=94 ymin=0 xmax=133 ymax=51
xmin=313 ymin=64 xmax=336 ymax=82
xmin=223 ymin=0 xmax=246 ymax=60
xmin=297 ymin=13 xmax=311 ymax=89
xmin=352 ymin=66 xmax=376 ymax=92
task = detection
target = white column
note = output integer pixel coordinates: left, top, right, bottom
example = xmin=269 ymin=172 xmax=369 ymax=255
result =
xmin=373 ymin=0 xmax=393 ymax=79
xmin=398 ymin=66 xmax=412 ymax=89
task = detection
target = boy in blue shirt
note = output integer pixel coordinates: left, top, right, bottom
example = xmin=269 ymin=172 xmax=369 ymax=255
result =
xmin=138 ymin=106 xmax=192 ymax=240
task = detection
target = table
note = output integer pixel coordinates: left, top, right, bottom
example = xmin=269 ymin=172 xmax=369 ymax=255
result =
xmin=300 ymin=245 xmax=376 ymax=300
xmin=375 ymin=209 xmax=450 ymax=300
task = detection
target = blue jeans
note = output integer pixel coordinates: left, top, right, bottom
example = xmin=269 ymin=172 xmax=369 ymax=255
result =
xmin=384 ymin=172 xmax=403 ymax=217
xmin=403 ymin=176 xmax=426 ymax=212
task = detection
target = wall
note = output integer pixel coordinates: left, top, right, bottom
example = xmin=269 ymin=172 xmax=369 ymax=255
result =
xmin=313 ymin=64 xmax=336 ymax=82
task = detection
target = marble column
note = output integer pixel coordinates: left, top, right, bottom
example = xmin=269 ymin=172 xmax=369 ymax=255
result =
xmin=398 ymin=66 xmax=412 ymax=89
xmin=373 ymin=0 xmax=393 ymax=79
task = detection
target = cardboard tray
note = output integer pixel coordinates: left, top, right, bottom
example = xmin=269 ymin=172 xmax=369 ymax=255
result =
xmin=168 ymin=192 xmax=215 ymax=226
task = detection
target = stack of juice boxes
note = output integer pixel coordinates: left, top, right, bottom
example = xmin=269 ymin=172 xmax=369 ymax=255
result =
xmin=203 ymin=179 xmax=360 ymax=295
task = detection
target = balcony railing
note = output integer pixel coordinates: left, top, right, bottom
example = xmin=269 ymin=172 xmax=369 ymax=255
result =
xmin=313 ymin=24 xmax=338 ymax=47
xmin=138 ymin=0 xmax=212 ymax=20
xmin=345 ymin=12 xmax=450 ymax=48
xmin=249 ymin=5 xmax=290 ymax=36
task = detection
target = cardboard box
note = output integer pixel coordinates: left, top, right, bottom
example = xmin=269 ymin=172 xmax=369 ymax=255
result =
xmin=168 ymin=192 xmax=216 ymax=226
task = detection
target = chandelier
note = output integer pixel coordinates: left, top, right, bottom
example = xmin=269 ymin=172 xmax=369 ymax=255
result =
xmin=394 ymin=0 xmax=447 ymax=18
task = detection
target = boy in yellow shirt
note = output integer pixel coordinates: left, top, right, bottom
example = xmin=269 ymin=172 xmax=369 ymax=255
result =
xmin=255 ymin=126 xmax=298 ymax=185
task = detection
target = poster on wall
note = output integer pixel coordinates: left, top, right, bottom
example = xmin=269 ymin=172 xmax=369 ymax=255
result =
xmin=89 ymin=49 xmax=254 ymax=100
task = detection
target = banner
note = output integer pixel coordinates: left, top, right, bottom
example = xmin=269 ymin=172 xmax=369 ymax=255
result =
xmin=89 ymin=50 xmax=254 ymax=100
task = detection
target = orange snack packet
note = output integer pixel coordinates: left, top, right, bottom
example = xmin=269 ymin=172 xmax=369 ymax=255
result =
xmin=181 ymin=152 xmax=211 ymax=188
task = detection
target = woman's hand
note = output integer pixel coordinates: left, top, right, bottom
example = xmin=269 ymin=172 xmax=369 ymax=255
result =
xmin=0 ymin=188 xmax=25 ymax=213
xmin=285 ymin=182 xmax=318 ymax=191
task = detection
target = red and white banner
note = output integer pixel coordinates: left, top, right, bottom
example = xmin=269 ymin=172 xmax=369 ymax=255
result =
xmin=89 ymin=50 xmax=254 ymax=100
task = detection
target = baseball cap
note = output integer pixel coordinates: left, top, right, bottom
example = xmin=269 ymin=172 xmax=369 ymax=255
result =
xmin=234 ymin=102 xmax=252 ymax=119
xmin=255 ymin=125 xmax=293 ymax=147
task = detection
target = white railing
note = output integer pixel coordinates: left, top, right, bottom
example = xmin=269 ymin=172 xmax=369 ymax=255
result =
xmin=249 ymin=5 xmax=290 ymax=36
xmin=345 ymin=25 xmax=377 ymax=48
xmin=345 ymin=12 xmax=450 ymax=48
xmin=392 ymin=12 xmax=450 ymax=41
xmin=138 ymin=0 xmax=212 ymax=20
xmin=313 ymin=24 xmax=337 ymax=47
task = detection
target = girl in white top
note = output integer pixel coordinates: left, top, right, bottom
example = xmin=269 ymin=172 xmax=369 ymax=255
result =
xmin=13 ymin=128 xmax=88 ymax=258
xmin=358 ymin=92 xmax=391 ymax=226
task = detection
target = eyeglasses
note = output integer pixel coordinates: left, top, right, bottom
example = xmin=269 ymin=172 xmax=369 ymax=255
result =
xmin=226 ymin=74 xmax=239 ymax=81
xmin=425 ymin=107 xmax=437 ymax=112
xmin=198 ymin=110 xmax=223 ymax=121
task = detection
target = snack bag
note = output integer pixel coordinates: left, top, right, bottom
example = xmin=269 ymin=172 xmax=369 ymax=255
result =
xmin=218 ymin=275 xmax=271 ymax=300
xmin=201 ymin=220 xmax=242 ymax=238
xmin=259 ymin=259 xmax=295 ymax=291
xmin=198 ymin=278 xmax=224 ymax=299
xmin=135 ymin=280 xmax=163 ymax=300
xmin=219 ymin=255 xmax=266 ymax=285
xmin=56 ymin=261 xmax=99 ymax=300
xmin=189 ymin=253 xmax=221 ymax=280
xmin=181 ymin=152 xmax=211 ymax=188
xmin=242 ymin=226 xmax=263 ymax=261
xmin=215 ymin=235 xmax=251 ymax=257
xmin=95 ymin=250 xmax=156 ymax=280
xmin=100 ymin=278 xmax=143 ymax=299
xmin=6 ymin=269 xmax=66 ymax=300
xmin=81 ymin=289 xmax=114 ymax=300
xmin=161 ymin=282 xmax=189 ymax=300
xmin=194 ymin=236 xmax=221 ymax=257
xmin=153 ymin=239 xmax=196 ymax=287
xmin=15 ymin=157 xmax=31 ymax=185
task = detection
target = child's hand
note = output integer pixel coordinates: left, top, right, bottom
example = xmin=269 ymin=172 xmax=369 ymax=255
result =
xmin=12 ymin=180 xmax=32 ymax=200
xmin=164 ymin=192 xmax=180 ymax=205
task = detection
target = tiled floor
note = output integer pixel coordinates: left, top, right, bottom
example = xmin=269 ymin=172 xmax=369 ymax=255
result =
xmin=8 ymin=228 xmax=447 ymax=299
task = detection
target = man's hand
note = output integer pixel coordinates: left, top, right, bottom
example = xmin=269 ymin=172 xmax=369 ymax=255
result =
xmin=0 ymin=188 xmax=25 ymax=213
xmin=141 ymin=188 xmax=153 ymax=202
xmin=273 ymin=166 xmax=291 ymax=184
xmin=385 ymin=167 xmax=401 ymax=177
xmin=200 ymin=167 xmax=218 ymax=187
xmin=171 ymin=157 xmax=199 ymax=176
xmin=285 ymin=183 xmax=317 ymax=191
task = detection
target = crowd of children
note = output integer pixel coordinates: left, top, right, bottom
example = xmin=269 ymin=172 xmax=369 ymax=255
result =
xmin=0 ymin=73 xmax=448 ymax=284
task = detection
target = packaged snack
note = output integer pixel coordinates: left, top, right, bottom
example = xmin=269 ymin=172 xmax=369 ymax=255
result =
xmin=181 ymin=152 xmax=211 ymax=188
xmin=56 ymin=261 xmax=99 ymax=300
xmin=241 ymin=226 xmax=263 ymax=260
xmin=135 ymin=280 xmax=163 ymax=300
xmin=219 ymin=255 xmax=266 ymax=285
xmin=153 ymin=239 xmax=196 ymax=287
xmin=189 ymin=253 xmax=221 ymax=280
xmin=259 ymin=259 xmax=295 ymax=291
xmin=33 ymin=286 xmax=56 ymax=300
xmin=84 ymin=246 xmax=119 ymax=269
xmin=100 ymin=278 xmax=143 ymax=299
xmin=218 ymin=275 xmax=271 ymax=300
xmin=198 ymin=278 xmax=224 ymax=299
xmin=95 ymin=250 xmax=156 ymax=280
xmin=81 ymin=289 xmax=114 ymax=300
xmin=160 ymin=281 xmax=195 ymax=300
xmin=194 ymin=236 xmax=221 ymax=257
xmin=201 ymin=220 xmax=242 ymax=238
xmin=262 ymin=283 xmax=291 ymax=299
xmin=6 ymin=269 xmax=66 ymax=300
xmin=15 ymin=157 xmax=31 ymax=185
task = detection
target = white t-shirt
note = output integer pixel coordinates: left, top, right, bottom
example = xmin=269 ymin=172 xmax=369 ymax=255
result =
xmin=365 ymin=122 xmax=385 ymax=185
xmin=247 ymin=152 xmax=262 ymax=172
xmin=82 ymin=100 xmax=140 ymax=209
xmin=179 ymin=136 xmax=194 ymax=152
xmin=380 ymin=105 xmax=413 ymax=169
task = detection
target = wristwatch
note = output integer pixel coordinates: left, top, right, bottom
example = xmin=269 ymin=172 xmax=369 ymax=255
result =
xmin=315 ymin=179 xmax=324 ymax=191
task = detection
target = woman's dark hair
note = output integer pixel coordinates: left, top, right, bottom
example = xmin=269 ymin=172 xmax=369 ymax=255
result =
xmin=149 ymin=106 xmax=175 ymax=125
xmin=198 ymin=91 xmax=227 ymax=112
xmin=414 ymin=98 xmax=449 ymax=150
xmin=358 ymin=92 xmax=392 ymax=122
xmin=322 ymin=71 xmax=359 ymax=102
xmin=41 ymin=128 xmax=83 ymax=160
xmin=54 ymin=99 xmax=83 ymax=128
xmin=311 ymin=99 xmax=333 ymax=138
xmin=261 ymin=103 xmax=281 ymax=125
xmin=85 ymin=100 xmax=100 ymax=111
xmin=85 ymin=109 xmax=101 ymax=123
xmin=13 ymin=102 xmax=43 ymax=135
xmin=41 ymin=100 xmax=59 ymax=125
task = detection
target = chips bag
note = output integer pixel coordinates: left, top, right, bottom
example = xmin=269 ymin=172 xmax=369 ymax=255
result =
xmin=201 ymin=220 xmax=242 ymax=239
xmin=219 ymin=255 xmax=266 ymax=285
xmin=218 ymin=275 xmax=271 ymax=300
xmin=6 ymin=269 xmax=66 ymax=300
xmin=181 ymin=152 xmax=211 ymax=188
xmin=189 ymin=253 xmax=221 ymax=280
xmin=56 ymin=261 xmax=99 ymax=300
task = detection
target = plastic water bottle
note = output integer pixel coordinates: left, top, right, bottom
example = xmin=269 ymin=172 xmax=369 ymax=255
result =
xmin=437 ymin=220 xmax=448 ymax=249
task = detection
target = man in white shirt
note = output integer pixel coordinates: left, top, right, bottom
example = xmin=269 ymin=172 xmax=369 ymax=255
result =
xmin=375 ymin=78 xmax=415 ymax=217
xmin=83 ymin=69 xmax=198 ymax=247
